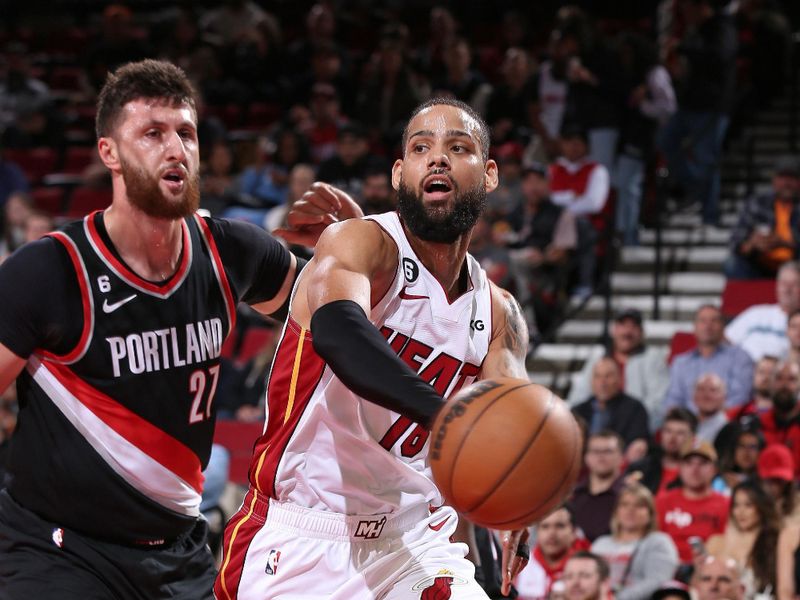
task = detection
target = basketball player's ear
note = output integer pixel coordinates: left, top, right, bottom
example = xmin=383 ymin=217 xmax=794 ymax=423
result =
xmin=484 ymin=159 xmax=499 ymax=193
xmin=97 ymin=137 xmax=120 ymax=172
xmin=391 ymin=159 xmax=403 ymax=191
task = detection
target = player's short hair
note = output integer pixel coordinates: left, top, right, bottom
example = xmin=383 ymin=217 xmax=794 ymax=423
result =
xmin=568 ymin=550 xmax=610 ymax=580
xmin=402 ymin=97 xmax=491 ymax=162
xmin=96 ymin=59 xmax=198 ymax=139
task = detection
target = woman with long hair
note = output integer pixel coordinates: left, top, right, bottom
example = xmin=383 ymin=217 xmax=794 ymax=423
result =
xmin=713 ymin=425 xmax=764 ymax=494
xmin=706 ymin=480 xmax=781 ymax=595
xmin=591 ymin=482 xmax=678 ymax=599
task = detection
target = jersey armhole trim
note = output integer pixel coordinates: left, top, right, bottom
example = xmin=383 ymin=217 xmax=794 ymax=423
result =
xmin=194 ymin=214 xmax=237 ymax=335
xmin=35 ymin=232 xmax=94 ymax=364
xmin=362 ymin=217 xmax=401 ymax=311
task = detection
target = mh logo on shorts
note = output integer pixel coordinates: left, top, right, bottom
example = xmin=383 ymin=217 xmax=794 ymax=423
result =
xmin=265 ymin=549 xmax=281 ymax=575
xmin=354 ymin=516 xmax=387 ymax=539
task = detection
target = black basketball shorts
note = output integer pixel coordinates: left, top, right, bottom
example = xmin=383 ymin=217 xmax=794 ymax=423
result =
xmin=0 ymin=489 xmax=216 ymax=599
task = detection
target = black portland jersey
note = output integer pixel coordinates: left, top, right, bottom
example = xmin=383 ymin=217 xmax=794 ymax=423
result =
xmin=8 ymin=211 xmax=236 ymax=544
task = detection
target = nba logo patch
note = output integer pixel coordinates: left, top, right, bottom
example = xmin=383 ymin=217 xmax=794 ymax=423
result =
xmin=51 ymin=528 xmax=64 ymax=548
xmin=265 ymin=549 xmax=281 ymax=575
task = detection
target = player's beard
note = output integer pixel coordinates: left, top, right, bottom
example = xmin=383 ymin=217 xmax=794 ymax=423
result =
xmin=397 ymin=174 xmax=486 ymax=244
xmin=120 ymin=156 xmax=200 ymax=220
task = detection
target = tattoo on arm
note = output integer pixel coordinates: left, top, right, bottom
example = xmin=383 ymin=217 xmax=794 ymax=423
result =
xmin=502 ymin=291 xmax=528 ymax=361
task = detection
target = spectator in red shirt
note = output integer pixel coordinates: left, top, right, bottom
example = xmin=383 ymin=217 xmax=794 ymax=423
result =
xmin=548 ymin=123 xmax=609 ymax=300
xmin=515 ymin=505 xmax=591 ymax=600
xmin=656 ymin=440 xmax=729 ymax=565
xmin=758 ymin=359 xmax=800 ymax=476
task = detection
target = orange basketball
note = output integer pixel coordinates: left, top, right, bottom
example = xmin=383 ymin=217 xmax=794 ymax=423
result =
xmin=429 ymin=377 xmax=583 ymax=530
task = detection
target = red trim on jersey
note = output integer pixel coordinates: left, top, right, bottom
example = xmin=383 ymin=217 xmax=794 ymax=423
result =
xmin=85 ymin=210 xmax=192 ymax=295
xmin=44 ymin=361 xmax=204 ymax=492
xmin=37 ymin=232 xmax=93 ymax=364
xmin=194 ymin=214 xmax=237 ymax=333
xmin=215 ymin=488 xmax=268 ymax=600
xmin=250 ymin=318 xmax=326 ymax=497
xmin=362 ymin=217 xmax=400 ymax=310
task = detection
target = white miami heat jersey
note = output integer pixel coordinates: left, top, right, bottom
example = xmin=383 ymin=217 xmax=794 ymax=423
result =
xmin=247 ymin=211 xmax=493 ymax=515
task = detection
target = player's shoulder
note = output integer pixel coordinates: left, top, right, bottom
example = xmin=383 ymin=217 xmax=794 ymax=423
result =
xmin=489 ymin=282 xmax=522 ymax=323
xmin=488 ymin=281 xmax=528 ymax=342
xmin=317 ymin=218 xmax=397 ymax=262
xmin=200 ymin=213 xmax=272 ymax=241
xmin=3 ymin=235 xmax=68 ymax=266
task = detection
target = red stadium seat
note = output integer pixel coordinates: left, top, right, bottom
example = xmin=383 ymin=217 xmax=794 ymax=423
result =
xmin=234 ymin=326 xmax=275 ymax=366
xmin=204 ymin=104 xmax=242 ymax=130
xmin=212 ymin=420 xmax=263 ymax=485
xmin=220 ymin=327 xmax=239 ymax=359
xmin=61 ymin=146 xmax=96 ymax=174
xmin=721 ymin=279 xmax=776 ymax=317
xmin=2 ymin=147 xmax=58 ymax=184
xmin=48 ymin=66 xmax=84 ymax=92
xmin=668 ymin=331 xmax=696 ymax=364
xmin=66 ymin=186 xmax=112 ymax=217
xmin=244 ymin=102 xmax=281 ymax=130
xmin=30 ymin=186 xmax=65 ymax=215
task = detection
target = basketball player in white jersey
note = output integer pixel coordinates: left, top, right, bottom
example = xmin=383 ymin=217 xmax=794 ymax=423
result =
xmin=216 ymin=98 xmax=531 ymax=599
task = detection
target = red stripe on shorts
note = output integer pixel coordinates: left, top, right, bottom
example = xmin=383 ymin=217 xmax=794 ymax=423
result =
xmin=215 ymin=489 xmax=269 ymax=600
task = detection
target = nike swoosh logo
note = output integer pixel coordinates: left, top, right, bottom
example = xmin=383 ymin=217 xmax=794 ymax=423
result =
xmin=102 ymin=294 xmax=137 ymax=314
xmin=428 ymin=515 xmax=451 ymax=531
xmin=399 ymin=286 xmax=429 ymax=301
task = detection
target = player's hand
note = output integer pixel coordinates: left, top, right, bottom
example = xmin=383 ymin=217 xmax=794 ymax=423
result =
xmin=500 ymin=527 xmax=530 ymax=595
xmin=274 ymin=182 xmax=364 ymax=247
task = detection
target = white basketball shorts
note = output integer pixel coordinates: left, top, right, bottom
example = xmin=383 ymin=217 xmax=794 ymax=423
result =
xmin=215 ymin=489 xmax=489 ymax=599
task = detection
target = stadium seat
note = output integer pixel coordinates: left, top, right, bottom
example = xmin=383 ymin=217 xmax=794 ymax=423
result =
xmin=244 ymin=102 xmax=281 ymax=130
xmin=667 ymin=331 xmax=696 ymax=364
xmin=30 ymin=186 xmax=65 ymax=215
xmin=61 ymin=145 xmax=96 ymax=174
xmin=204 ymin=104 xmax=242 ymax=130
xmin=234 ymin=326 xmax=275 ymax=366
xmin=3 ymin=147 xmax=58 ymax=184
xmin=220 ymin=327 xmax=240 ymax=360
xmin=48 ymin=66 xmax=84 ymax=92
xmin=66 ymin=186 xmax=112 ymax=217
xmin=721 ymin=279 xmax=775 ymax=317
xmin=212 ymin=420 xmax=263 ymax=485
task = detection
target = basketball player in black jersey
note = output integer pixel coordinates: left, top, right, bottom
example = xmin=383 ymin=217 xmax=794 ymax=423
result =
xmin=0 ymin=59 xmax=358 ymax=599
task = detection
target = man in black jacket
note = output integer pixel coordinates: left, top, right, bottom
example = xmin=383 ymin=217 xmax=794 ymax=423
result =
xmin=572 ymin=356 xmax=650 ymax=464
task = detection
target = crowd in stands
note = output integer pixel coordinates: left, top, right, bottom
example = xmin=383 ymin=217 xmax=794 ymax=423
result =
xmin=2 ymin=0 xmax=800 ymax=598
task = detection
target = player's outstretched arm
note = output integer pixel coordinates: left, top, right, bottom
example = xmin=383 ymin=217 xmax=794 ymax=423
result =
xmin=482 ymin=283 xmax=531 ymax=595
xmin=0 ymin=343 xmax=26 ymax=396
xmin=274 ymin=181 xmax=364 ymax=247
xmin=302 ymin=220 xmax=445 ymax=428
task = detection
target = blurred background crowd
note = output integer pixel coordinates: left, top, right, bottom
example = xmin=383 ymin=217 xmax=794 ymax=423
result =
xmin=2 ymin=0 xmax=800 ymax=598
